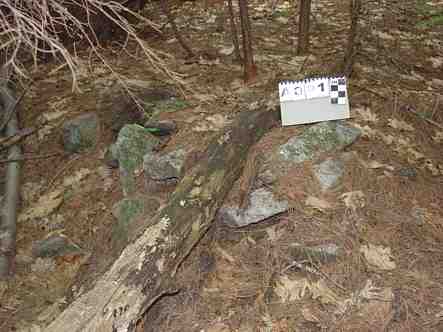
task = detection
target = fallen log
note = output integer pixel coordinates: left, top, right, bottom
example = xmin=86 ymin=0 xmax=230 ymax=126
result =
xmin=46 ymin=108 xmax=279 ymax=332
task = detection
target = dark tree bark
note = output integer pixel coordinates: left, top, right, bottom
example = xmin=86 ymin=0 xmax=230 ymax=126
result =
xmin=238 ymin=0 xmax=257 ymax=82
xmin=227 ymin=0 xmax=242 ymax=62
xmin=46 ymin=108 xmax=279 ymax=332
xmin=159 ymin=0 xmax=195 ymax=58
xmin=297 ymin=0 xmax=311 ymax=55
xmin=342 ymin=0 xmax=362 ymax=76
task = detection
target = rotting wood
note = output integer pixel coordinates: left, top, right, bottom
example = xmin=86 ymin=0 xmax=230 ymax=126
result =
xmin=46 ymin=108 xmax=279 ymax=332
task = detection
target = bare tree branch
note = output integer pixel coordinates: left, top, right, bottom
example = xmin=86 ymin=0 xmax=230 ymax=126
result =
xmin=0 ymin=0 xmax=183 ymax=91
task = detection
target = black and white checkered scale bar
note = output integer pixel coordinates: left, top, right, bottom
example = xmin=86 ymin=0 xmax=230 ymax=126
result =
xmin=329 ymin=77 xmax=347 ymax=105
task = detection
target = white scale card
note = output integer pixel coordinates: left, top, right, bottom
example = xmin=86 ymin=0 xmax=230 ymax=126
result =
xmin=278 ymin=76 xmax=350 ymax=126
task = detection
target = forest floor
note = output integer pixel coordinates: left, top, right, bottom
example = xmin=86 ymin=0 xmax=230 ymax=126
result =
xmin=1 ymin=0 xmax=443 ymax=331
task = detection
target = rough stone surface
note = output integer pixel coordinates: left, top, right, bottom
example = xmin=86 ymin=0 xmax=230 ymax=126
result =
xmin=32 ymin=234 xmax=82 ymax=258
xmin=313 ymin=157 xmax=345 ymax=191
xmin=218 ymin=188 xmax=288 ymax=227
xmin=63 ymin=113 xmax=99 ymax=153
xmin=144 ymin=148 xmax=186 ymax=181
xmin=115 ymin=124 xmax=160 ymax=195
xmin=278 ymin=121 xmax=361 ymax=163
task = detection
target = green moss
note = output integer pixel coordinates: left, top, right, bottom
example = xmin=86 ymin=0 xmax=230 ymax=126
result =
xmin=116 ymin=124 xmax=160 ymax=194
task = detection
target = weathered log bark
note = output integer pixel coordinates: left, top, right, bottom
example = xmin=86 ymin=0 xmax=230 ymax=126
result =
xmin=46 ymin=108 xmax=279 ymax=332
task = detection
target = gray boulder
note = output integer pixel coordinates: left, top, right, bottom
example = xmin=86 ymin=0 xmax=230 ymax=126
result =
xmin=218 ymin=188 xmax=289 ymax=227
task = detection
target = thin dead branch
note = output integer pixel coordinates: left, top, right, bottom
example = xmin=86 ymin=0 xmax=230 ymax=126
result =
xmin=0 ymin=0 xmax=182 ymax=91
xmin=0 ymin=152 xmax=62 ymax=164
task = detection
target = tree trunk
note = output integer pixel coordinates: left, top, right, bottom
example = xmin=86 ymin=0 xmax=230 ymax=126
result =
xmin=238 ymin=0 xmax=257 ymax=82
xmin=342 ymin=0 xmax=362 ymax=76
xmin=297 ymin=0 xmax=311 ymax=55
xmin=227 ymin=0 xmax=242 ymax=62
xmin=46 ymin=108 xmax=279 ymax=332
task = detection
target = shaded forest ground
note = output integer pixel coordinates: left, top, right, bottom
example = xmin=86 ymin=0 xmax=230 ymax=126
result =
xmin=1 ymin=0 xmax=442 ymax=331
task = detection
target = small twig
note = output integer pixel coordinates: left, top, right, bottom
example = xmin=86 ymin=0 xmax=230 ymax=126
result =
xmin=393 ymin=91 xmax=398 ymax=115
xmin=282 ymin=259 xmax=347 ymax=292
xmin=350 ymin=83 xmax=388 ymax=100
xmin=430 ymin=95 xmax=440 ymax=120
xmin=46 ymin=154 xmax=82 ymax=192
xmin=402 ymin=104 xmax=443 ymax=130
xmin=0 ymin=122 xmax=47 ymax=151
xmin=0 ymin=152 xmax=62 ymax=164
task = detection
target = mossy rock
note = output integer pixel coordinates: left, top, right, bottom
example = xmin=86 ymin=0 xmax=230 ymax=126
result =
xmin=115 ymin=124 xmax=160 ymax=195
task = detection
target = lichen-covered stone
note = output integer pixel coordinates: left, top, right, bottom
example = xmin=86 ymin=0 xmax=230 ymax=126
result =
xmin=278 ymin=121 xmax=361 ymax=163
